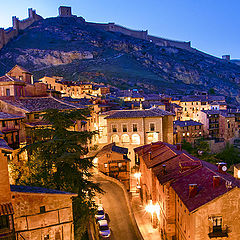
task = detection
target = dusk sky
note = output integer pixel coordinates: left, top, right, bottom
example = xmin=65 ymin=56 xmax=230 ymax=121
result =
xmin=1 ymin=0 xmax=239 ymax=59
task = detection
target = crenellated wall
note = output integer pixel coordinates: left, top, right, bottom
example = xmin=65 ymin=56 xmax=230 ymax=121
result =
xmin=0 ymin=8 xmax=42 ymax=51
xmin=0 ymin=6 xmax=191 ymax=52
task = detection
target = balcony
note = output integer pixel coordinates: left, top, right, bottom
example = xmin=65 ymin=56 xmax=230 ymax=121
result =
xmin=208 ymin=227 xmax=228 ymax=238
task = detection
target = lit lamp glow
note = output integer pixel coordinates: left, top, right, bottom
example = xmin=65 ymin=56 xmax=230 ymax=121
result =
xmin=145 ymin=201 xmax=161 ymax=221
xmin=238 ymin=170 xmax=240 ymax=179
xmin=134 ymin=172 xmax=141 ymax=189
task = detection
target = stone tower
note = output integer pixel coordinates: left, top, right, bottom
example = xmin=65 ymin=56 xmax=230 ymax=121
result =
xmin=58 ymin=6 xmax=72 ymax=17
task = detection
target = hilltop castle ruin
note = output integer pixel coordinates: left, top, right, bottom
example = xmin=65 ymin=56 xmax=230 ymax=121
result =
xmin=0 ymin=6 xmax=191 ymax=51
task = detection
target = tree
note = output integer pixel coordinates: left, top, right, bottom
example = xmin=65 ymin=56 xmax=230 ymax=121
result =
xmin=216 ymin=143 xmax=240 ymax=166
xmin=11 ymin=109 xmax=102 ymax=239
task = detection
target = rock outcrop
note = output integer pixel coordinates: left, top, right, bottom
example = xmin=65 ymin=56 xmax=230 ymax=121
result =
xmin=0 ymin=17 xmax=239 ymax=103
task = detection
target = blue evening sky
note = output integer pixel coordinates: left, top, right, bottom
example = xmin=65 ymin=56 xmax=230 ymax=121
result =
xmin=0 ymin=0 xmax=239 ymax=59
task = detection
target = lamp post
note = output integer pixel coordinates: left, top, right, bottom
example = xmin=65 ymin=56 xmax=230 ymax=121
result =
xmin=145 ymin=200 xmax=160 ymax=229
xmin=134 ymin=172 xmax=141 ymax=192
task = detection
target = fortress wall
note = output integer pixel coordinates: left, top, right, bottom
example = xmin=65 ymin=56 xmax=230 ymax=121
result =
xmin=86 ymin=22 xmax=110 ymax=31
xmin=148 ymin=35 xmax=191 ymax=50
xmin=87 ymin=21 xmax=190 ymax=49
xmin=87 ymin=22 xmax=148 ymax=40
xmin=0 ymin=8 xmax=42 ymax=51
xmin=108 ymin=23 xmax=148 ymax=40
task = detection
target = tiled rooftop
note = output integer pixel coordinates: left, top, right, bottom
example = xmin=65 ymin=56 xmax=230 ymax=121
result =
xmin=1 ymin=97 xmax=84 ymax=112
xmin=0 ymin=139 xmax=13 ymax=151
xmin=105 ymin=107 xmax=174 ymax=119
xmin=10 ymin=185 xmax=77 ymax=196
xmin=135 ymin=141 xmax=240 ymax=212
xmin=174 ymin=120 xmax=203 ymax=127
xmin=0 ymin=112 xmax=24 ymax=120
xmin=99 ymin=143 xmax=128 ymax=155
xmin=0 ymin=75 xmax=24 ymax=83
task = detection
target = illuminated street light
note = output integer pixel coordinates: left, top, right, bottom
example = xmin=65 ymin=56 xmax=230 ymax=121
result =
xmin=134 ymin=172 xmax=141 ymax=179
xmin=134 ymin=172 xmax=141 ymax=189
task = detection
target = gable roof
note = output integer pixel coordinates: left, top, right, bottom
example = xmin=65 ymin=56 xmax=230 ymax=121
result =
xmin=136 ymin=141 xmax=240 ymax=212
xmin=8 ymin=65 xmax=32 ymax=75
xmin=98 ymin=143 xmax=128 ymax=155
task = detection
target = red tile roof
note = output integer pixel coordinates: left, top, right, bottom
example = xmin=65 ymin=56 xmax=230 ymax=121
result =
xmin=135 ymin=141 xmax=240 ymax=212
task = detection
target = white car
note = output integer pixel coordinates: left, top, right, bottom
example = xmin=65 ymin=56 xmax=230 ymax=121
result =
xmin=98 ymin=219 xmax=111 ymax=238
xmin=95 ymin=205 xmax=105 ymax=220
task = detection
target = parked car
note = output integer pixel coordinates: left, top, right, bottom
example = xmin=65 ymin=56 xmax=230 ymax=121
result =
xmin=98 ymin=219 xmax=111 ymax=238
xmin=95 ymin=205 xmax=105 ymax=220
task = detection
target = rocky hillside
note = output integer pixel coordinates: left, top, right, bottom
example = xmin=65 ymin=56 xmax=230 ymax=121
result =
xmin=0 ymin=17 xmax=239 ymax=103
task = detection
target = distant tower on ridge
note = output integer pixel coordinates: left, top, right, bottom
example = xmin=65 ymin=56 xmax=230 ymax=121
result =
xmin=58 ymin=6 xmax=72 ymax=17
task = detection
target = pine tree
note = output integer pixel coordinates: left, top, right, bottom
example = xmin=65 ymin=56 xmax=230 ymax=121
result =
xmin=12 ymin=108 xmax=102 ymax=238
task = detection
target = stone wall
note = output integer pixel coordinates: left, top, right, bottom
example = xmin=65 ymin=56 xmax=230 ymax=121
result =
xmin=12 ymin=192 xmax=75 ymax=240
xmin=87 ymin=22 xmax=191 ymax=50
xmin=0 ymin=8 xmax=42 ymax=51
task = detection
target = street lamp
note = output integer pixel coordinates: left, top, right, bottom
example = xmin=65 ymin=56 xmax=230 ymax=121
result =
xmin=134 ymin=172 xmax=141 ymax=189
xmin=145 ymin=200 xmax=160 ymax=228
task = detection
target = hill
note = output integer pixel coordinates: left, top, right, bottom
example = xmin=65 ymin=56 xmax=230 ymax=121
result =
xmin=0 ymin=17 xmax=239 ymax=103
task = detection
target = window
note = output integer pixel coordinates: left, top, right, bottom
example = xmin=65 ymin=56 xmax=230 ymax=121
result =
xmin=112 ymin=125 xmax=117 ymax=132
xmin=40 ymin=206 xmax=46 ymax=213
xmin=34 ymin=114 xmax=40 ymax=120
xmin=213 ymin=217 xmax=222 ymax=232
xmin=118 ymin=162 xmax=123 ymax=168
xmin=15 ymin=120 xmax=18 ymax=126
xmin=187 ymin=132 xmax=190 ymax=136
xmin=19 ymin=76 xmax=23 ymax=80
xmin=133 ymin=124 xmax=138 ymax=132
xmin=44 ymin=235 xmax=49 ymax=240
xmin=121 ymin=134 xmax=130 ymax=143
xmin=132 ymin=134 xmax=140 ymax=144
xmin=150 ymin=123 xmax=155 ymax=132
xmin=183 ymin=133 xmax=185 ymax=137
xmin=104 ymin=163 xmax=108 ymax=168
xmin=122 ymin=124 xmax=127 ymax=132
xmin=107 ymin=154 xmax=110 ymax=158
xmin=0 ymin=216 xmax=9 ymax=230
xmin=111 ymin=134 xmax=119 ymax=143
xmin=2 ymin=121 xmax=6 ymax=127
xmin=6 ymin=89 xmax=10 ymax=96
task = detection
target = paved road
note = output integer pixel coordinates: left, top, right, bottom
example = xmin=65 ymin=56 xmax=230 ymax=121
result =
xmin=94 ymin=174 xmax=139 ymax=240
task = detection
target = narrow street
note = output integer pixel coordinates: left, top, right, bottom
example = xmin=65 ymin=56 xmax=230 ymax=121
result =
xmin=94 ymin=174 xmax=139 ymax=240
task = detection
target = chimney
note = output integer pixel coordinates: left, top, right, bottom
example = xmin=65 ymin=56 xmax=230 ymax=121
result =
xmin=131 ymin=102 xmax=134 ymax=109
xmin=213 ymin=175 xmax=220 ymax=188
xmin=189 ymin=184 xmax=198 ymax=198
xmin=217 ymin=162 xmax=227 ymax=173
xmin=148 ymin=151 xmax=152 ymax=161
xmin=162 ymin=164 xmax=166 ymax=174
xmin=176 ymin=143 xmax=182 ymax=151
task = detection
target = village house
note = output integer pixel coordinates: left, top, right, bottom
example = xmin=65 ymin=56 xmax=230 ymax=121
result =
xmin=40 ymin=76 xmax=110 ymax=99
xmin=0 ymin=112 xmax=24 ymax=149
xmin=0 ymin=65 xmax=48 ymax=98
xmin=0 ymin=96 xmax=87 ymax=144
xmin=98 ymin=107 xmax=174 ymax=168
xmin=199 ymin=109 xmax=238 ymax=143
xmin=0 ymin=136 xmax=77 ymax=240
xmin=95 ymin=143 xmax=130 ymax=189
xmin=134 ymin=141 xmax=240 ymax=240
xmin=171 ymin=95 xmax=227 ymax=121
xmin=174 ymin=120 xmax=203 ymax=145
